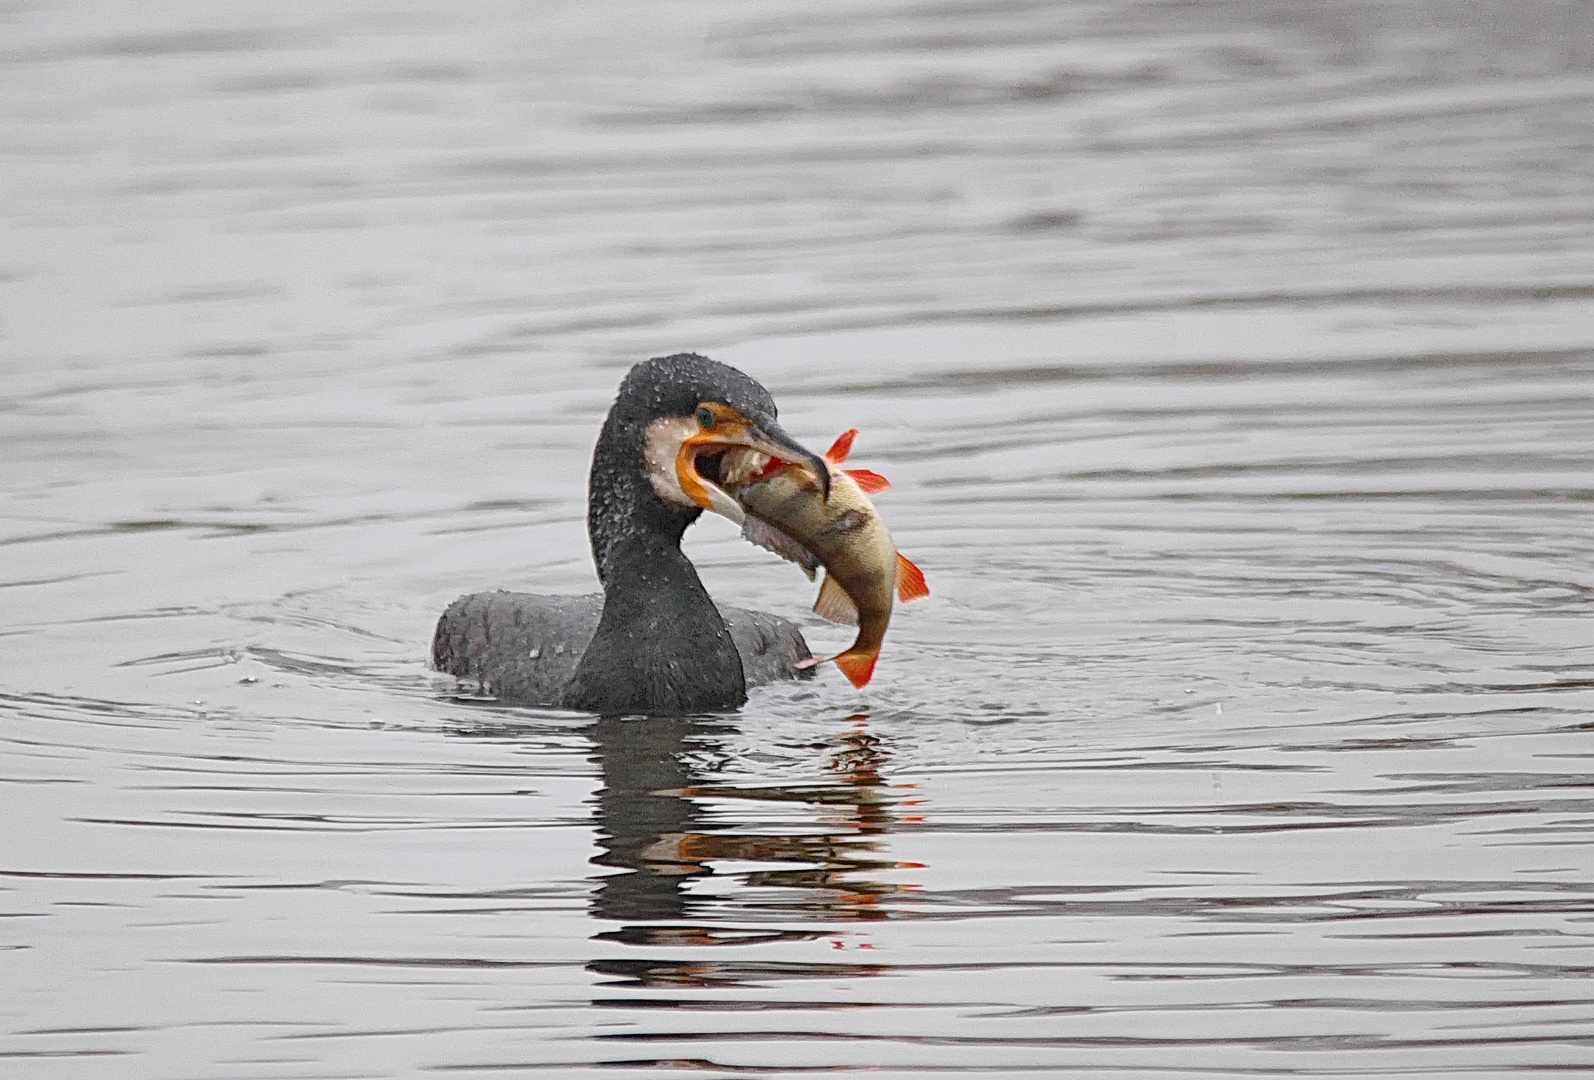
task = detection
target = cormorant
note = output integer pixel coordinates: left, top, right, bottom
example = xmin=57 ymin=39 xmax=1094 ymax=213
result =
xmin=431 ymin=353 xmax=830 ymax=715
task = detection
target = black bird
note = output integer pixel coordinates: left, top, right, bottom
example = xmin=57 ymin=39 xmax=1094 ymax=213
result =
xmin=431 ymin=353 xmax=830 ymax=715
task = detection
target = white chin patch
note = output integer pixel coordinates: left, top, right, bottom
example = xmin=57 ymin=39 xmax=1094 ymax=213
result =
xmin=643 ymin=416 xmax=746 ymax=525
xmin=643 ymin=416 xmax=701 ymax=508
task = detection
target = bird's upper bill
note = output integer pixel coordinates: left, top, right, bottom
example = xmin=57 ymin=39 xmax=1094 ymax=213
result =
xmin=671 ymin=403 xmax=829 ymax=525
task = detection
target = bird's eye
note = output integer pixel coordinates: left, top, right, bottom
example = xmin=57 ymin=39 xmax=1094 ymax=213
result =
xmin=696 ymin=406 xmax=716 ymax=429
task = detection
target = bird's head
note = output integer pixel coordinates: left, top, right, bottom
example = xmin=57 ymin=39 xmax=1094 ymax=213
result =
xmin=620 ymin=353 xmax=829 ymax=524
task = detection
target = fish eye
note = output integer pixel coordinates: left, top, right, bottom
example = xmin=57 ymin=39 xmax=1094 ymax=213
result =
xmin=696 ymin=405 xmax=716 ymax=429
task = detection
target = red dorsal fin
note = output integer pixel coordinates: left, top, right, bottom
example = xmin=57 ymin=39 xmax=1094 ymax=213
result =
xmin=844 ymin=468 xmax=890 ymax=494
xmin=825 ymin=428 xmax=859 ymax=464
xmin=895 ymin=553 xmax=929 ymax=602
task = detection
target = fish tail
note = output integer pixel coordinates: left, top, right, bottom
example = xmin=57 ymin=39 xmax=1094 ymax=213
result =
xmin=793 ymin=637 xmax=881 ymax=688
xmin=832 ymin=648 xmax=879 ymax=690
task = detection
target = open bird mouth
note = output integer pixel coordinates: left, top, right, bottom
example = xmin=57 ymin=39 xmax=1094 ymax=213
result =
xmin=674 ymin=414 xmax=828 ymax=525
xmin=716 ymin=447 xmax=786 ymax=487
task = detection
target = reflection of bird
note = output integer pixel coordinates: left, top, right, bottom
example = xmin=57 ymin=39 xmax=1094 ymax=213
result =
xmin=432 ymin=354 xmax=829 ymax=714
xmin=581 ymin=711 xmax=919 ymax=939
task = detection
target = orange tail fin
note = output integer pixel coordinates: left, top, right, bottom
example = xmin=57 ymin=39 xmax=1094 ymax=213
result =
xmin=833 ymin=649 xmax=879 ymax=689
xmin=895 ymin=553 xmax=929 ymax=602
xmin=825 ymin=429 xmax=859 ymax=464
xmin=845 ymin=468 xmax=890 ymax=494
xmin=793 ymin=648 xmax=878 ymax=689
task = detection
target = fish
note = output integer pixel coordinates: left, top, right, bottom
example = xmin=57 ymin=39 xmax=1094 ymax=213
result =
xmin=716 ymin=429 xmax=928 ymax=689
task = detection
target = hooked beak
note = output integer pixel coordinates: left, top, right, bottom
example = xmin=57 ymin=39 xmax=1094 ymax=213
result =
xmin=675 ymin=414 xmax=830 ymax=525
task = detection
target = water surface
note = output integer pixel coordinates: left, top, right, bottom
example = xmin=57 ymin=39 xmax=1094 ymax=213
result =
xmin=3 ymin=1 xmax=1594 ymax=1076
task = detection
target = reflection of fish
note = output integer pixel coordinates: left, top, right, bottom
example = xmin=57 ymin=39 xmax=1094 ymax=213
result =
xmin=721 ymin=430 xmax=928 ymax=689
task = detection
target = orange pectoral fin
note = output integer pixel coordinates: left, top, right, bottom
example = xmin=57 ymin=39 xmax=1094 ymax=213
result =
xmin=824 ymin=428 xmax=859 ymax=464
xmin=895 ymin=553 xmax=929 ymax=602
xmin=833 ymin=649 xmax=879 ymax=689
xmin=844 ymin=468 xmax=890 ymax=494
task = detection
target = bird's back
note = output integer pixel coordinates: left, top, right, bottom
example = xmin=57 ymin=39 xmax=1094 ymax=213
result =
xmin=431 ymin=591 xmax=602 ymax=704
xmin=431 ymin=590 xmax=811 ymax=708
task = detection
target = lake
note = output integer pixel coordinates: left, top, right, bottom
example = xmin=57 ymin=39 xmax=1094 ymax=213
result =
xmin=3 ymin=0 xmax=1594 ymax=1076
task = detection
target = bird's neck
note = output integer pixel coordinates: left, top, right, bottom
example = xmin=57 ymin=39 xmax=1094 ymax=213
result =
xmin=586 ymin=415 xmax=698 ymax=585
xmin=563 ymin=533 xmax=746 ymax=715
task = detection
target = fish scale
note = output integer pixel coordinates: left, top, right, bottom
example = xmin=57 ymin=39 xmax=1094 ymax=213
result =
xmin=720 ymin=430 xmax=928 ymax=688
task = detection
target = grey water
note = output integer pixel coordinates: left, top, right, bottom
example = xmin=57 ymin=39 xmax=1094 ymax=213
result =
xmin=3 ymin=1 xmax=1594 ymax=1076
